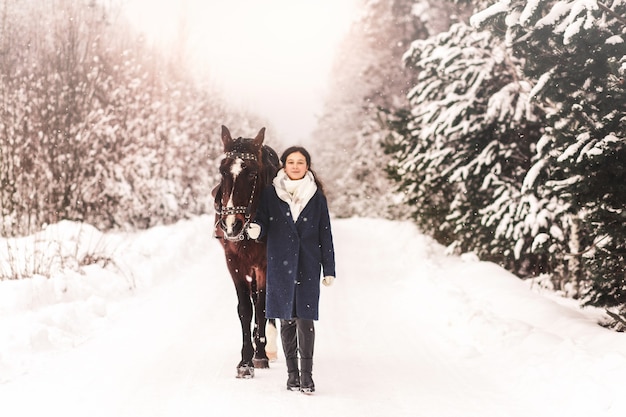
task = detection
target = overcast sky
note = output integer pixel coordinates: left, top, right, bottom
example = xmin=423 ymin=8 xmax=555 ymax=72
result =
xmin=123 ymin=0 xmax=358 ymax=143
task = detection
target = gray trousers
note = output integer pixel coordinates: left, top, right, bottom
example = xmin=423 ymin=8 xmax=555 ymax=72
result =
xmin=280 ymin=318 xmax=315 ymax=372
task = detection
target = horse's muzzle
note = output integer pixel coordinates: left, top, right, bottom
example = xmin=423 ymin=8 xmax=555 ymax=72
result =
xmin=218 ymin=217 xmax=247 ymax=241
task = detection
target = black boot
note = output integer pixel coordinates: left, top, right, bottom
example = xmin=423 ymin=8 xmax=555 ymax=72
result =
xmin=286 ymin=358 xmax=300 ymax=391
xmin=281 ymin=320 xmax=300 ymax=391
xmin=300 ymin=359 xmax=315 ymax=393
xmin=297 ymin=319 xmax=315 ymax=394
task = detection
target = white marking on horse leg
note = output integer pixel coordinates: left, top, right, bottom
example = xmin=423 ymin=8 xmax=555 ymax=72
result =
xmin=266 ymin=321 xmax=278 ymax=361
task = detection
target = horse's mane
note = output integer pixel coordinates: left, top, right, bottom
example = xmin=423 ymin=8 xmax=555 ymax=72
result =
xmin=261 ymin=144 xmax=280 ymax=186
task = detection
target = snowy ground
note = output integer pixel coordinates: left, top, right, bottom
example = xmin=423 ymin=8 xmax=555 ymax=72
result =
xmin=0 ymin=215 xmax=625 ymax=417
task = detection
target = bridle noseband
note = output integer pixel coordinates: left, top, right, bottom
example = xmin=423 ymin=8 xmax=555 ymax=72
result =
xmin=215 ymin=150 xmax=259 ymax=241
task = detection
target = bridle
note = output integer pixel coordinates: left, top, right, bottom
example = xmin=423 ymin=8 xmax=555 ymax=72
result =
xmin=215 ymin=150 xmax=259 ymax=241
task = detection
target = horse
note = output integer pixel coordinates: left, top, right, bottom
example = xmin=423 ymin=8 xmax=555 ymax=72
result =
xmin=212 ymin=125 xmax=280 ymax=379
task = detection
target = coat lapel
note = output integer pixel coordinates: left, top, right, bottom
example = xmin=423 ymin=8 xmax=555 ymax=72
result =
xmin=277 ymin=198 xmax=300 ymax=234
xmin=294 ymin=192 xmax=317 ymax=227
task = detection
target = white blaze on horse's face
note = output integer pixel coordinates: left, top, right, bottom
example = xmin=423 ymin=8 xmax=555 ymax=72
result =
xmin=230 ymin=157 xmax=244 ymax=177
xmin=225 ymin=157 xmax=244 ymax=233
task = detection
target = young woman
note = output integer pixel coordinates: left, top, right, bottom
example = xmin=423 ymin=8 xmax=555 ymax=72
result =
xmin=247 ymin=146 xmax=336 ymax=394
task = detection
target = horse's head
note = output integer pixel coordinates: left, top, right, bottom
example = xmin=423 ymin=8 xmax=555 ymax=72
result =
xmin=215 ymin=125 xmax=266 ymax=241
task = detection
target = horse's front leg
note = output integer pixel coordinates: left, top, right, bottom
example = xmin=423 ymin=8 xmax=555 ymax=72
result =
xmin=233 ymin=279 xmax=255 ymax=378
xmin=252 ymin=283 xmax=270 ymax=369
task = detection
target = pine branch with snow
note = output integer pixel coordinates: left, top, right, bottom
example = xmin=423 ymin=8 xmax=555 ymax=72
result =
xmin=387 ymin=22 xmax=544 ymax=273
xmin=473 ymin=0 xmax=626 ymax=318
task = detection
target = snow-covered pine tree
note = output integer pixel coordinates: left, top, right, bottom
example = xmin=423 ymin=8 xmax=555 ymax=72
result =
xmin=472 ymin=0 xmax=626 ymax=321
xmin=386 ymin=22 xmax=544 ymax=271
xmin=0 ymin=0 xmax=257 ymax=235
xmin=311 ymin=0 xmax=462 ymax=219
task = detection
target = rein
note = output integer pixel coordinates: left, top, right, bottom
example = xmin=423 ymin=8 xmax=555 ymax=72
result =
xmin=215 ymin=149 xmax=260 ymax=241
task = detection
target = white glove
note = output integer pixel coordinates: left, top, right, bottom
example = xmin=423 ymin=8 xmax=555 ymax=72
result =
xmin=246 ymin=223 xmax=261 ymax=239
xmin=322 ymin=276 xmax=335 ymax=287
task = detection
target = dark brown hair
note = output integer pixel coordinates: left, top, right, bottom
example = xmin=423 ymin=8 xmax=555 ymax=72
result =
xmin=280 ymin=146 xmax=325 ymax=196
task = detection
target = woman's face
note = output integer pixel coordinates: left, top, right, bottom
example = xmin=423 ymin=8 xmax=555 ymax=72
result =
xmin=284 ymin=151 xmax=308 ymax=180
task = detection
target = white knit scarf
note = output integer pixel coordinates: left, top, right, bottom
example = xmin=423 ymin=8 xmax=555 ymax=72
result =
xmin=273 ymin=169 xmax=317 ymax=222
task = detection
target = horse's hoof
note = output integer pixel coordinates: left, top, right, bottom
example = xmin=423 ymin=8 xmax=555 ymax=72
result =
xmin=252 ymin=357 xmax=270 ymax=369
xmin=266 ymin=350 xmax=278 ymax=362
xmin=236 ymin=364 xmax=255 ymax=379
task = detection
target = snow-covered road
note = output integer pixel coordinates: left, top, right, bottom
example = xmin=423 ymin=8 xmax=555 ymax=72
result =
xmin=1 ymin=216 xmax=624 ymax=416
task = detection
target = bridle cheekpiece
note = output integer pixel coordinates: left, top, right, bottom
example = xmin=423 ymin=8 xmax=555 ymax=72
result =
xmin=216 ymin=148 xmax=260 ymax=241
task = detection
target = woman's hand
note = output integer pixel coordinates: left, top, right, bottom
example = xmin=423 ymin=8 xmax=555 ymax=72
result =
xmin=322 ymin=276 xmax=335 ymax=286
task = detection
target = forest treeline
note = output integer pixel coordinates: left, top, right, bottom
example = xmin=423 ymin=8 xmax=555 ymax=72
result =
xmin=1 ymin=0 xmax=625 ymax=328
xmin=312 ymin=0 xmax=626 ymax=329
xmin=0 ymin=0 xmax=261 ymax=235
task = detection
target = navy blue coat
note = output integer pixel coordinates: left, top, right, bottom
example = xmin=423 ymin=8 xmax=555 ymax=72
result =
xmin=254 ymin=185 xmax=336 ymax=320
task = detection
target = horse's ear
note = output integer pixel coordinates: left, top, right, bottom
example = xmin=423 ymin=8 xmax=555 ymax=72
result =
xmin=253 ymin=127 xmax=266 ymax=148
xmin=221 ymin=125 xmax=233 ymax=148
